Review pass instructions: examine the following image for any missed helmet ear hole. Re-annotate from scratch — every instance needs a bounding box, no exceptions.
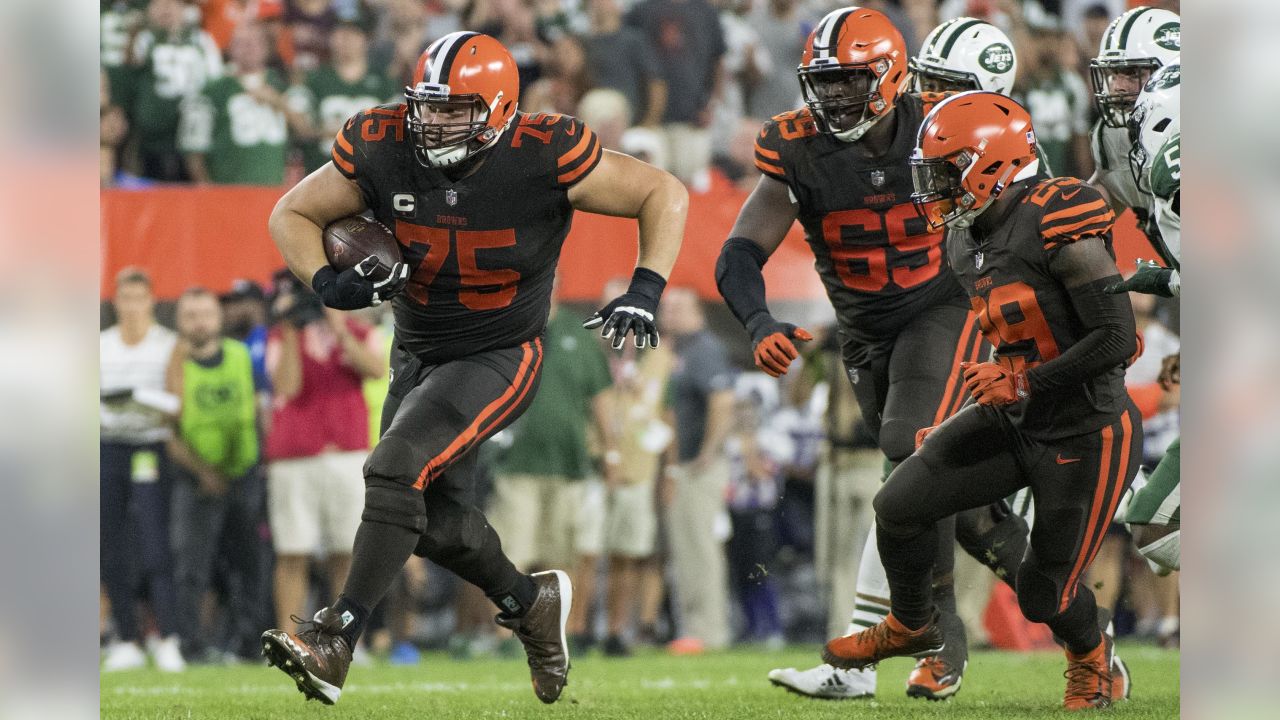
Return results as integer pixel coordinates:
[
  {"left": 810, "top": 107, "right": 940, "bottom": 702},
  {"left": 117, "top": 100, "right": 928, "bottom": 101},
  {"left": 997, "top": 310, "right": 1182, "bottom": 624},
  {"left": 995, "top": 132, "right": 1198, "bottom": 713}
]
[{"left": 982, "top": 161, "right": 1003, "bottom": 176}]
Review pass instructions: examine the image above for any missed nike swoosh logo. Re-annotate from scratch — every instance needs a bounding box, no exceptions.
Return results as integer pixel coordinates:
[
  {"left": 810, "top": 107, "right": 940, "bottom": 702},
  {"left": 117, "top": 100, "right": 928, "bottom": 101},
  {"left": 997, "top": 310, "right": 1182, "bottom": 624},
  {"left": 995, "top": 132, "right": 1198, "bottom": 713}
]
[
  {"left": 1060, "top": 188, "right": 1082, "bottom": 201},
  {"left": 1056, "top": 454, "right": 1081, "bottom": 465}
]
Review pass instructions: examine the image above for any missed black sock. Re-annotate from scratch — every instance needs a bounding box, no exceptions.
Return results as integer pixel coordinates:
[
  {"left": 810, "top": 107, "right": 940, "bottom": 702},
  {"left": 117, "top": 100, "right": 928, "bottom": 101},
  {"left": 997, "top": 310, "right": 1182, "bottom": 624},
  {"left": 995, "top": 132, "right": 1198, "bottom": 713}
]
[
  {"left": 876, "top": 519, "right": 938, "bottom": 630},
  {"left": 332, "top": 596, "right": 370, "bottom": 650},
  {"left": 488, "top": 574, "right": 538, "bottom": 617},
  {"left": 1049, "top": 587, "right": 1103, "bottom": 655},
  {"left": 340, "top": 519, "right": 419, "bottom": 622}
]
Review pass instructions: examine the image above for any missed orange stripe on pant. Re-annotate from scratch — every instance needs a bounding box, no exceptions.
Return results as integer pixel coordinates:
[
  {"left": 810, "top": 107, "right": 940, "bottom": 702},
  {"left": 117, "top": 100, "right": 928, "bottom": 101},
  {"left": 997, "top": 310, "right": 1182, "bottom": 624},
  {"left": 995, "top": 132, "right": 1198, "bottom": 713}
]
[
  {"left": 1058, "top": 411, "right": 1132, "bottom": 612},
  {"left": 412, "top": 339, "right": 543, "bottom": 490},
  {"left": 1073, "top": 411, "right": 1134, "bottom": 591},
  {"left": 932, "top": 315, "right": 982, "bottom": 425}
]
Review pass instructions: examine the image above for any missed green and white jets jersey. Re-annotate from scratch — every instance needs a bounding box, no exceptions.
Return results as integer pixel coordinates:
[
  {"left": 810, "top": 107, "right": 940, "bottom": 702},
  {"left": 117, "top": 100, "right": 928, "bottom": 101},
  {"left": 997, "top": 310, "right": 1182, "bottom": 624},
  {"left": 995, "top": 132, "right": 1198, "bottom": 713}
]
[
  {"left": 1091, "top": 120, "right": 1151, "bottom": 217},
  {"left": 101, "top": 0, "right": 147, "bottom": 106},
  {"left": 130, "top": 25, "right": 223, "bottom": 151},
  {"left": 286, "top": 66, "right": 401, "bottom": 173},
  {"left": 179, "top": 71, "right": 288, "bottom": 185},
  {"left": 1148, "top": 133, "right": 1180, "bottom": 268}
]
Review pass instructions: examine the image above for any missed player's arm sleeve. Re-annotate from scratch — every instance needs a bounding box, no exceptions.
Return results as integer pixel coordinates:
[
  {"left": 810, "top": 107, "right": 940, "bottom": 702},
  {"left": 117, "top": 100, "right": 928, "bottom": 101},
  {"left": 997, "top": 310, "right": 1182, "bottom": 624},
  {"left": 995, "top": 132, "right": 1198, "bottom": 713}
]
[
  {"left": 1026, "top": 222, "right": 1137, "bottom": 395},
  {"left": 716, "top": 236, "right": 773, "bottom": 334},
  {"left": 553, "top": 117, "right": 603, "bottom": 188}
]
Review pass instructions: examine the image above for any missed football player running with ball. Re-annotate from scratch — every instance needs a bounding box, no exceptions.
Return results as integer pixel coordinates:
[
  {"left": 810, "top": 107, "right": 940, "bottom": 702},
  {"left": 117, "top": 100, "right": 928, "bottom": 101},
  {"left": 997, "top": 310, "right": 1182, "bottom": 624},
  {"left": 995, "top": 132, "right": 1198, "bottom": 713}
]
[
  {"left": 1107, "top": 62, "right": 1181, "bottom": 574},
  {"left": 260, "top": 31, "right": 686, "bottom": 705},
  {"left": 824, "top": 92, "right": 1141, "bottom": 711},
  {"left": 719, "top": 7, "right": 1001, "bottom": 701}
]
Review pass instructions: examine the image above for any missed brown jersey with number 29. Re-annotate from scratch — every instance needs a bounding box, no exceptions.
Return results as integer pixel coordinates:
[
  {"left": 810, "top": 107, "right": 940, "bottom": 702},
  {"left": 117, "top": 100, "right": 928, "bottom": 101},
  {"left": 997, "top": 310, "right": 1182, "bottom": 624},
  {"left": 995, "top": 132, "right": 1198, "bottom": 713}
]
[{"left": 947, "top": 177, "right": 1128, "bottom": 440}]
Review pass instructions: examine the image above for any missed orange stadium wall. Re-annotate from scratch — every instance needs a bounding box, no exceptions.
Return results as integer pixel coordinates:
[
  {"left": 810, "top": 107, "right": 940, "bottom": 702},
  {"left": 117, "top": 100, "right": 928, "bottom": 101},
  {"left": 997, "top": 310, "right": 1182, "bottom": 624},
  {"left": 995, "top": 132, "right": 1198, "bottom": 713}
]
[{"left": 101, "top": 186, "right": 1159, "bottom": 302}]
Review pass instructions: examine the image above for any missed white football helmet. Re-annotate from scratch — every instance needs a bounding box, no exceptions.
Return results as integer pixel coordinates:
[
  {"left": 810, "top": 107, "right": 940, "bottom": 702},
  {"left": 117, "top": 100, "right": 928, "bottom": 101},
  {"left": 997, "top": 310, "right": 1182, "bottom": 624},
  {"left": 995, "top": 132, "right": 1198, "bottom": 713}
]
[
  {"left": 1090, "top": 6, "right": 1180, "bottom": 128},
  {"left": 1128, "top": 61, "right": 1180, "bottom": 194},
  {"left": 910, "top": 17, "right": 1018, "bottom": 95}
]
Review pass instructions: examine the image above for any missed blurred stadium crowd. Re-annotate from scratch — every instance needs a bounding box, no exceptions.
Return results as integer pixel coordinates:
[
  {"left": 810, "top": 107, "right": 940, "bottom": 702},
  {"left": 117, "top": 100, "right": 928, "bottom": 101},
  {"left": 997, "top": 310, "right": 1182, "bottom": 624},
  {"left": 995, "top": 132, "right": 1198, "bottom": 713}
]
[
  {"left": 99, "top": 0, "right": 1180, "bottom": 671},
  {"left": 103, "top": 0, "right": 1177, "bottom": 189}
]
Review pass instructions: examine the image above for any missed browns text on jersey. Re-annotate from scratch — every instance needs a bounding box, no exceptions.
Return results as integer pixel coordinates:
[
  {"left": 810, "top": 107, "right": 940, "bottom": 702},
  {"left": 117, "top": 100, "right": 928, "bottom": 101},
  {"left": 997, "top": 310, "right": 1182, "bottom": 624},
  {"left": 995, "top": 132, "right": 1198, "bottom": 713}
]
[
  {"left": 332, "top": 106, "right": 602, "bottom": 363},
  {"left": 752, "top": 93, "right": 968, "bottom": 343}
]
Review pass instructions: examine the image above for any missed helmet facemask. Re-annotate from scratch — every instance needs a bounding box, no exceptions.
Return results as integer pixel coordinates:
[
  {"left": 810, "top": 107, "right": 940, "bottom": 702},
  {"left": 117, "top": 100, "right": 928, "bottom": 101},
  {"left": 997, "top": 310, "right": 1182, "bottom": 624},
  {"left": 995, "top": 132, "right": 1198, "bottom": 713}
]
[
  {"left": 405, "top": 83, "right": 506, "bottom": 168},
  {"left": 1089, "top": 58, "right": 1160, "bottom": 129},
  {"left": 911, "top": 150, "right": 983, "bottom": 231},
  {"left": 910, "top": 145, "right": 1037, "bottom": 231},
  {"left": 798, "top": 62, "right": 890, "bottom": 142},
  {"left": 908, "top": 60, "right": 982, "bottom": 94}
]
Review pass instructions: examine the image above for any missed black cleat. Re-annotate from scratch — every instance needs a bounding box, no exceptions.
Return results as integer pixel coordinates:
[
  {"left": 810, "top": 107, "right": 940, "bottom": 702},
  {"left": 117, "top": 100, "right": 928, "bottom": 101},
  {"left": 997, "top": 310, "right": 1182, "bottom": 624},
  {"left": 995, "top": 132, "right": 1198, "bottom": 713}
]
[
  {"left": 496, "top": 570, "right": 573, "bottom": 703},
  {"left": 261, "top": 608, "right": 354, "bottom": 705}
]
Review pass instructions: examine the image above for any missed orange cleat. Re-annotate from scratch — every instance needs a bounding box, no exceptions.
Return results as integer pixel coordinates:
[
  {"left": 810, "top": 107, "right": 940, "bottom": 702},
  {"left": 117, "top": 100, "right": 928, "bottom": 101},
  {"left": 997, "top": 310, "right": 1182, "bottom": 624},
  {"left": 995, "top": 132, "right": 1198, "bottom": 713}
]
[
  {"left": 906, "top": 656, "right": 965, "bottom": 700},
  {"left": 822, "top": 612, "right": 944, "bottom": 671},
  {"left": 1063, "top": 634, "right": 1114, "bottom": 710}
]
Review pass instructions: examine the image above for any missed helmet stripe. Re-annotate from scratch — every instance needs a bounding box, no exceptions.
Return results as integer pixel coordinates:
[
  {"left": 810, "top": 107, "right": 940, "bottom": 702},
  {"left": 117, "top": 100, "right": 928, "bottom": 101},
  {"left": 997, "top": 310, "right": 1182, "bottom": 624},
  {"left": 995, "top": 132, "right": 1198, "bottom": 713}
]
[
  {"left": 926, "top": 17, "right": 964, "bottom": 55},
  {"left": 939, "top": 18, "right": 983, "bottom": 59},
  {"left": 815, "top": 8, "right": 855, "bottom": 60},
  {"left": 1118, "top": 7, "right": 1152, "bottom": 50},
  {"left": 427, "top": 31, "right": 479, "bottom": 85}
]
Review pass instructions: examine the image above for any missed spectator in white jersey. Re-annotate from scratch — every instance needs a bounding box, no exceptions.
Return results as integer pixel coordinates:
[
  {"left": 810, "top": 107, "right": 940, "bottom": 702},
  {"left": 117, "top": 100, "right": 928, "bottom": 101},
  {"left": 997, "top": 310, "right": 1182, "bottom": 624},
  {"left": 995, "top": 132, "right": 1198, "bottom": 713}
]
[{"left": 100, "top": 267, "right": 185, "bottom": 672}]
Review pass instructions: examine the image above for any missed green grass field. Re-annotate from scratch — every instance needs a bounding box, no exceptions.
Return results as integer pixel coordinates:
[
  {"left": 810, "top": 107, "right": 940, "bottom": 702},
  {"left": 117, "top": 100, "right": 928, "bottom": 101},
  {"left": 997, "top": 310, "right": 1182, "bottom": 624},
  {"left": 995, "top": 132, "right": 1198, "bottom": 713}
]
[{"left": 101, "top": 643, "right": 1178, "bottom": 719}]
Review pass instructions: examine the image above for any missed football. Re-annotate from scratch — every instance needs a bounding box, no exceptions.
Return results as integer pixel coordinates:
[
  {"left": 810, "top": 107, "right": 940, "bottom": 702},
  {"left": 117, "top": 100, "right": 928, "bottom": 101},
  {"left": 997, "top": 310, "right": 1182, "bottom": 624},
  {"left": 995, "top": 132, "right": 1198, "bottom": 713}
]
[{"left": 321, "top": 215, "right": 402, "bottom": 281}]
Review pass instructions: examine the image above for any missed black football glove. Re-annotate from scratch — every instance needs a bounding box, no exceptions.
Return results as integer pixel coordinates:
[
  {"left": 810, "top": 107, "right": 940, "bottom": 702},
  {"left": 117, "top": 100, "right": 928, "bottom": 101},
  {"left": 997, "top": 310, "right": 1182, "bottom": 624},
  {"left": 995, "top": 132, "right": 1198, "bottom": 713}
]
[
  {"left": 1104, "top": 259, "right": 1175, "bottom": 298},
  {"left": 584, "top": 267, "right": 666, "bottom": 350},
  {"left": 311, "top": 255, "right": 410, "bottom": 310}
]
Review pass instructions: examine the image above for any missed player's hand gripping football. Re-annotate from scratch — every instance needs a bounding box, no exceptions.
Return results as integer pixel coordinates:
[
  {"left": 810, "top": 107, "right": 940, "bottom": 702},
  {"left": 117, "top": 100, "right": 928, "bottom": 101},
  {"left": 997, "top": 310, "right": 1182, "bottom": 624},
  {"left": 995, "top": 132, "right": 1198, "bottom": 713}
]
[
  {"left": 747, "top": 315, "right": 813, "bottom": 377},
  {"left": 1104, "top": 259, "right": 1175, "bottom": 297},
  {"left": 960, "top": 361, "right": 1028, "bottom": 406},
  {"left": 584, "top": 267, "right": 666, "bottom": 350},
  {"left": 311, "top": 255, "right": 410, "bottom": 310}
]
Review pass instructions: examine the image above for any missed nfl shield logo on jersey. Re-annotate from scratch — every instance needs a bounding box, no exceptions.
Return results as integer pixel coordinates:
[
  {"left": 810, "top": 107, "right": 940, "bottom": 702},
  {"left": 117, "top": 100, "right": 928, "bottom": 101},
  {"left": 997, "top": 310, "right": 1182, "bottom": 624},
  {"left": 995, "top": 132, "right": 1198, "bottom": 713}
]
[
  {"left": 445, "top": 189, "right": 458, "bottom": 206},
  {"left": 975, "top": 251, "right": 985, "bottom": 270},
  {"left": 870, "top": 170, "right": 886, "bottom": 188}
]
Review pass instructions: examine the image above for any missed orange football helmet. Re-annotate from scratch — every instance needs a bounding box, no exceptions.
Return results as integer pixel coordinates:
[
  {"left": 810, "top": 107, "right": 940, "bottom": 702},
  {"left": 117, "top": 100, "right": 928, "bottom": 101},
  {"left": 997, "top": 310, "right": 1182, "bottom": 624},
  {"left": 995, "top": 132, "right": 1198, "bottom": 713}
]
[
  {"left": 910, "top": 91, "right": 1040, "bottom": 230},
  {"left": 798, "top": 6, "right": 908, "bottom": 142},
  {"left": 406, "top": 31, "right": 520, "bottom": 168}
]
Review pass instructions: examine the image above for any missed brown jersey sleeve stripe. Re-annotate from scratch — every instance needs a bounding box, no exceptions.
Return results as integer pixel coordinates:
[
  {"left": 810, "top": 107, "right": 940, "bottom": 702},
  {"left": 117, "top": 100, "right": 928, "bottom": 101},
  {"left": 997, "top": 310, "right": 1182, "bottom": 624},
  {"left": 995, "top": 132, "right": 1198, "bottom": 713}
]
[
  {"left": 331, "top": 145, "right": 356, "bottom": 176},
  {"left": 1041, "top": 211, "right": 1114, "bottom": 239},
  {"left": 755, "top": 143, "right": 780, "bottom": 161},
  {"left": 335, "top": 128, "right": 355, "bottom": 156},
  {"left": 754, "top": 157, "right": 785, "bottom": 178},
  {"left": 557, "top": 124, "right": 597, "bottom": 168},
  {"left": 557, "top": 137, "right": 601, "bottom": 185},
  {"left": 1041, "top": 198, "right": 1107, "bottom": 224}
]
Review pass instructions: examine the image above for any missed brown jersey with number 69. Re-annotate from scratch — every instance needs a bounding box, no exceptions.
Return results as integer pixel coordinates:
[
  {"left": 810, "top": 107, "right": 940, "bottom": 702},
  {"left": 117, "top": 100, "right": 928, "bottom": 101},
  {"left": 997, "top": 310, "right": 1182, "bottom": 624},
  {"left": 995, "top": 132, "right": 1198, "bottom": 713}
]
[
  {"left": 331, "top": 105, "right": 602, "bottom": 363},
  {"left": 947, "top": 176, "right": 1128, "bottom": 440},
  {"left": 753, "top": 92, "right": 968, "bottom": 344}
]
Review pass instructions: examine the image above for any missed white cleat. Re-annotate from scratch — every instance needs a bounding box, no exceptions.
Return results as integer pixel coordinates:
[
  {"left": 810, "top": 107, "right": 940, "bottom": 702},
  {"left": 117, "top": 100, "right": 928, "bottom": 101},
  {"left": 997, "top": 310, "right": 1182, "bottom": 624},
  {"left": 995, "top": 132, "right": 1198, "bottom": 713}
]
[
  {"left": 101, "top": 641, "right": 147, "bottom": 672},
  {"left": 768, "top": 663, "right": 876, "bottom": 699},
  {"left": 147, "top": 634, "right": 187, "bottom": 673}
]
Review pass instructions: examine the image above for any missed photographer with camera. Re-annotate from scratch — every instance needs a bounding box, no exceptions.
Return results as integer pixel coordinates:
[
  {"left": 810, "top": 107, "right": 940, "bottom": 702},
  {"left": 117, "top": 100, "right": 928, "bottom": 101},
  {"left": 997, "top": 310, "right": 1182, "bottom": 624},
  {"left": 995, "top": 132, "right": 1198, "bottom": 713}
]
[{"left": 264, "top": 269, "right": 385, "bottom": 634}]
